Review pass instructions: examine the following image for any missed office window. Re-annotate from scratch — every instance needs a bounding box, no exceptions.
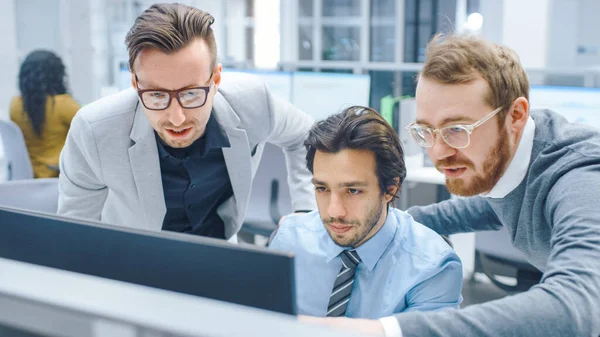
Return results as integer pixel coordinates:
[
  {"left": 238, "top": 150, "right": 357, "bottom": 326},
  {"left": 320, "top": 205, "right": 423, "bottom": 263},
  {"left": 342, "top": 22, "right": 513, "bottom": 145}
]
[
  {"left": 369, "top": 70, "right": 396, "bottom": 111},
  {"left": 321, "top": 69, "right": 353, "bottom": 74},
  {"left": 299, "top": 0, "right": 313, "bottom": 17},
  {"left": 371, "top": 0, "right": 395, "bottom": 18},
  {"left": 370, "top": 0, "right": 396, "bottom": 62},
  {"left": 370, "top": 26, "right": 395, "bottom": 62},
  {"left": 402, "top": 0, "right": 456, "bottom": 94},
  {"left": 299, "top": 25, "right": 313, "bottom": 60},
  {"left": 322, "top": 26, "right": 361, "bottom": 61},
  {"left": 322, "top": 0, "right": 361, "bottom": 17}
]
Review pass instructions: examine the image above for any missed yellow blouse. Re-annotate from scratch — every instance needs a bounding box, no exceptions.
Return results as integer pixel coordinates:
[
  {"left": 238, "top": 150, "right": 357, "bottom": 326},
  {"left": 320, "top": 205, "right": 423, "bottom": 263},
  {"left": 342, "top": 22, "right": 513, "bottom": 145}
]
[{"left": 10, "top": 94, "right": 80, "bottom": 178}]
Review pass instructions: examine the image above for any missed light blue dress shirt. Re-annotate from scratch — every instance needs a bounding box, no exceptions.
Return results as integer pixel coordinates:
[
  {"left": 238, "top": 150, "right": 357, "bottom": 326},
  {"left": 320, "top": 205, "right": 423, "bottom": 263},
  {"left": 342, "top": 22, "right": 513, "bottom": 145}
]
[{"left": 269, "top": 207, "right": 463, "bottom": 318}]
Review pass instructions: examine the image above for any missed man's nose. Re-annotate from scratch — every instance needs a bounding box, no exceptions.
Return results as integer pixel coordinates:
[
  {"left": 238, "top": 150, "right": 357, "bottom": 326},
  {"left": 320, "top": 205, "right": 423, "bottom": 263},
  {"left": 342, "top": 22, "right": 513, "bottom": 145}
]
[
  {"left": 428, "top": 134, "right": 457, "bottom": 163},
  {"left": 167, "top": 98, "right": 186, "bottom": 127},
  {"left": 327, "top": 193, "right": 347, "bottom": 220}
]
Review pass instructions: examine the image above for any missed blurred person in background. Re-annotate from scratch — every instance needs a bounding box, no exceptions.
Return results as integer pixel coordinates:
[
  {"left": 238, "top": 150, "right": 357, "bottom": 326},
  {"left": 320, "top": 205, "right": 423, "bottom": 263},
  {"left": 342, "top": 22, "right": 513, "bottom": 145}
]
[{"left": 10, "top": 50, "right": 79, "bottom": 178}]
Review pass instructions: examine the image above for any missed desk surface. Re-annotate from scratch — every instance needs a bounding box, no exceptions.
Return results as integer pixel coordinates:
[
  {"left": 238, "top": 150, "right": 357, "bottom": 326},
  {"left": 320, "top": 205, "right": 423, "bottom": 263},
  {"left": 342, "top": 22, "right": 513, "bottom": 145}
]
[{"left": 405, "top": 166, "right": 446, "bottom": 185}]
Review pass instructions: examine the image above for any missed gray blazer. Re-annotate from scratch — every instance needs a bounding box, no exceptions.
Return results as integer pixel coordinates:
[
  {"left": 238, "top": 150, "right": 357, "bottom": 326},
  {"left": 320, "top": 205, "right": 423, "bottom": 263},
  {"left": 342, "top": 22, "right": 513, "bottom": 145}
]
[{"left": 58, "top": 72, "right": 316, "bottom": 239}]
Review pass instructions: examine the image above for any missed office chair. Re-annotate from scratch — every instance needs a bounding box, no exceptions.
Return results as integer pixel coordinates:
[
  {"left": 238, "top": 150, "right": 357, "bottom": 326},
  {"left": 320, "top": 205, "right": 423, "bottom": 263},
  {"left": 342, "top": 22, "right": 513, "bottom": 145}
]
[
  {"left": 242, "top": 180, "right": 282, "bottom": 237},
  {"left": 0, "top": 178, "right": 59, "bottom": 214},
  {"left": 241, "top": 144, "right": 292, "bottom": 240},
  {"left": 0, "top": 120, "right": 34, "bottom": 180},
  {"left": 475, "top": 227, "right": 542, "bottom": 292}
]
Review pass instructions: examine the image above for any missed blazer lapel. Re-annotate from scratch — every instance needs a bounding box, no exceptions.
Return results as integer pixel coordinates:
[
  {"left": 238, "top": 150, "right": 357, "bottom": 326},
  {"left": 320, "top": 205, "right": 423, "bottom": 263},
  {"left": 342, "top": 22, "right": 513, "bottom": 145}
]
[
  {"left": 128, "top": 102, "right": 166, "bottom": 231},
  {"left": 213, "top": 93, "right": 251, "bottom": 222}
]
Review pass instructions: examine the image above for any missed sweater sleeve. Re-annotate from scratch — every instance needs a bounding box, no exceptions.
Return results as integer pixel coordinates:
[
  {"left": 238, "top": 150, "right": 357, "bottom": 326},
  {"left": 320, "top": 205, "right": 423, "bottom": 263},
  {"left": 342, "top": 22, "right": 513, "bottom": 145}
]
[
  {"left": 395, "top": 166, "right": 600, "bottom": 337},
  {"left": 407, "top": 196, "right": 503, "bottom": 236}
]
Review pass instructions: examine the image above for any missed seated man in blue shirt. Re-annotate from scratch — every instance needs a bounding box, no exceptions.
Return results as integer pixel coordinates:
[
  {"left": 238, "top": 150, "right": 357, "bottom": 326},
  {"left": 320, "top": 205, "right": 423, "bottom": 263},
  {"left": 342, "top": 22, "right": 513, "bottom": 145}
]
[{"left": 269, "top": 106, "right": 463, "bottom": 318}]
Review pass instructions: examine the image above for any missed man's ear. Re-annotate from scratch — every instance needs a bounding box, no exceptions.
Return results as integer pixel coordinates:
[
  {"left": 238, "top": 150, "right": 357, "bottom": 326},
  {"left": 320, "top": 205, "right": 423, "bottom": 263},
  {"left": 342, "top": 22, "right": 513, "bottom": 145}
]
[
  {"left": 212, "top": 63, "right": 223, "bottom": 90},
  {"left": 507, "top": 97, "right": 529, "bottom": 135},
  {"left": 130, "top": 72, "right": 136, "bottom": 89},
  {"left": 384, "top": 177, "right": 401, "bottom": 202}
]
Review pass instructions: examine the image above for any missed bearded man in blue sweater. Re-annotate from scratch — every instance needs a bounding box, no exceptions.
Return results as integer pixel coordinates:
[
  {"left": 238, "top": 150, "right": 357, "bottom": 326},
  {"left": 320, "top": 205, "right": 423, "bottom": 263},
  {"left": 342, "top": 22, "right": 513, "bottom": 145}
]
[{"left": 301, "top": 33, "right": 600, "bottom": 337}]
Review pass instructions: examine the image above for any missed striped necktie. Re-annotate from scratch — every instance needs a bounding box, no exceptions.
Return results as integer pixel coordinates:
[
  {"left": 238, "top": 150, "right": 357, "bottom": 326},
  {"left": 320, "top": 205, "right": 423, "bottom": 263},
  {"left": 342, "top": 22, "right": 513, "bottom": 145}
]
[{"left": 327, "top": 250, "right": 361, "bottom": 317}]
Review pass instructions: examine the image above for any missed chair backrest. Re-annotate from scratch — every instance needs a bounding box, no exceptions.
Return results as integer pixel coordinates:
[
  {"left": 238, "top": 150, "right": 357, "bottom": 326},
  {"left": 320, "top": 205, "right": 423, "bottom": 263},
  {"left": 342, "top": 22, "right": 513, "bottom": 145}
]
[
  {"left": 475, "top": 227, "right": 542, "bottom": 292},
  {"left": 245, "top": 143, "right": 293, "bottom": 224},
  {"left": 475, "top": 227, "right": 529, "bottom": 264},
  {"left": 0, "top": 178, "right": 58, "bottom": 214},
  {"left": 0, "top": 120, "right": 34, "bottom": 180}
]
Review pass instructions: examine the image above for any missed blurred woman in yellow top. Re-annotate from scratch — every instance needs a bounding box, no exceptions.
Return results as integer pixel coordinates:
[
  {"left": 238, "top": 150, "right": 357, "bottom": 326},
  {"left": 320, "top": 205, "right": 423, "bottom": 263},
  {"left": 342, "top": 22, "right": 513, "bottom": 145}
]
[{"left": 10, "top": 50, "right": 79, "bottom": 178}]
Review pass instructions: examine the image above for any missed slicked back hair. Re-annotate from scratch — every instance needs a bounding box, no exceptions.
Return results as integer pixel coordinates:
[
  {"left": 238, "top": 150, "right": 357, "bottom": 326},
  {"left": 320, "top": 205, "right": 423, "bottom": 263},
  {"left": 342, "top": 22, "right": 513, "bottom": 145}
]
[{"left": 125, "top": 3, "right": 217, "bottom": 72}]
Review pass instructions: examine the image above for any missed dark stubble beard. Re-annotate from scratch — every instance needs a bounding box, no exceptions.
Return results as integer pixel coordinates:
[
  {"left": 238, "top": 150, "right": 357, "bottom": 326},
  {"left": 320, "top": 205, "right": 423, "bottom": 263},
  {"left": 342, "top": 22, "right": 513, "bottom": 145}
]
[
  {"left": 323, "top": 198, "right": 385, "bottom": 248},
  {"left": 158, "top": 120, "right": 201, "bottom": 148}
]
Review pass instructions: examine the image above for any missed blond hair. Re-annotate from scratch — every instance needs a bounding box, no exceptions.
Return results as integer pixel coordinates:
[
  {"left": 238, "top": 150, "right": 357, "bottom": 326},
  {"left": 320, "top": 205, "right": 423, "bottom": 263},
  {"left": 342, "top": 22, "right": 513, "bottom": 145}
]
[{"left": 421, "top": 33, "right": 529, "bottom": 121}]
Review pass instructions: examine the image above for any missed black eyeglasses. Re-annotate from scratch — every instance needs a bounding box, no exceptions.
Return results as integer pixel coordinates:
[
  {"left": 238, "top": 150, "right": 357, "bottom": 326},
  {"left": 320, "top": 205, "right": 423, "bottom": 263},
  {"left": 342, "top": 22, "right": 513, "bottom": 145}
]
[{"left": 134, "top": 73, "right": 213, "bottom": 111}]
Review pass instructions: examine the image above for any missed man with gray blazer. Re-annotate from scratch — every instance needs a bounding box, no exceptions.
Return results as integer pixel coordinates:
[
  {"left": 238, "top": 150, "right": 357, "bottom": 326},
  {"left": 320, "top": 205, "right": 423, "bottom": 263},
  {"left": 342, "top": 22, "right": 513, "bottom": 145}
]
[{"left": 58, "top": 3, "right": 315, "bottom": 240}]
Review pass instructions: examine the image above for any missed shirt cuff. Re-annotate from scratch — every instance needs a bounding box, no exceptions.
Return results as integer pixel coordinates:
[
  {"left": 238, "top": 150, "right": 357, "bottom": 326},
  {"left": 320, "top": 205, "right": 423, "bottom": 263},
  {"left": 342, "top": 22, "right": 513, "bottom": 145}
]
[{"left": 379, "top": 316, "right": 403, "bottom": 337}]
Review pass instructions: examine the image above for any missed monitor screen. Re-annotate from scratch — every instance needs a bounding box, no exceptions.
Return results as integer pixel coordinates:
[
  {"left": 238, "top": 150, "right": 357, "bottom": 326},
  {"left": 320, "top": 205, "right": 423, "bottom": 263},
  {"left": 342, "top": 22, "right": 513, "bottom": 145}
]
[
  {"left": 0, "top": 206, "right": 296, "bottom": 315},
  {"left": 529, "top": 85, "right": 600, "bottom": 129}
]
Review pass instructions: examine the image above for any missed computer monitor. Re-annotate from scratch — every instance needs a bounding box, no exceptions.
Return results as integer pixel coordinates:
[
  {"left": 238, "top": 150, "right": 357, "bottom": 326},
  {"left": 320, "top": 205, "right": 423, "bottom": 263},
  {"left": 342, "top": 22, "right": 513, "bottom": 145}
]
[
  {"left": 529, "top": 85, "right": 600, "bottom": 129},
  {"left": 0, "top": 257, "right": 357, "bottom": 337},
  {"left": 0, "top": 206, "right": 296, "bottom": 315}
]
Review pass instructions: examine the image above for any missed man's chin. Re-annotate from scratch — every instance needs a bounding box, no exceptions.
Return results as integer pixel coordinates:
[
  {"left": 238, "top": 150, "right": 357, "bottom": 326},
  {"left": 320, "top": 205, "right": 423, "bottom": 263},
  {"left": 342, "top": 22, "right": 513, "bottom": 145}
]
[
  {"left": 159, "top": 130, "right": 198, "bottom": 148},
  {"left": 445, "top": 177, "right": 494, "bottom": 196},
  {"left": 162, "top": 138, "right": 194, "bottom": 148},
  {"left": 326, "top": 230, "right": 357, "bottom": 248},
  {"left": 445, "top": 180, "right": 472, "bottom": 196}
]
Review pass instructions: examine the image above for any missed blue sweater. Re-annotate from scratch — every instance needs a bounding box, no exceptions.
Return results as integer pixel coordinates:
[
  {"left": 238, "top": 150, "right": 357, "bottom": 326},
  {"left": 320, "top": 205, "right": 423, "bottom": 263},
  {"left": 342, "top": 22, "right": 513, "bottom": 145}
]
[{"left": 399, "top": 110, "right": 600, "bottom": 337}]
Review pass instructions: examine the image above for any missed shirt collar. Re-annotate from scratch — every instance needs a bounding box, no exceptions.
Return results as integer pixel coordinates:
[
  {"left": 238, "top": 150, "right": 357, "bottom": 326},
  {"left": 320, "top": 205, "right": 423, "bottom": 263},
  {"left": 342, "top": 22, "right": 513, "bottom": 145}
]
[
  {"left": 482, "top": 116, "right": 535, "bottom": 198},
  {"left": 325, "top": 206, "right": 398, "bottom": 271},
  {"left": 156, "top": 112, "right": 230, "bottom": 160}
]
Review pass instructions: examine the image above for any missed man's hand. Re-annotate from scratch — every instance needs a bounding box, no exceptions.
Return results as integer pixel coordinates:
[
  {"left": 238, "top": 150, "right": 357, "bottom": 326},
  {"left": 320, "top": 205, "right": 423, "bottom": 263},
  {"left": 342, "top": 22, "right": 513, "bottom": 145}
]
[{"left": 298, "top": 315, "right": 386, "bottom": 336}]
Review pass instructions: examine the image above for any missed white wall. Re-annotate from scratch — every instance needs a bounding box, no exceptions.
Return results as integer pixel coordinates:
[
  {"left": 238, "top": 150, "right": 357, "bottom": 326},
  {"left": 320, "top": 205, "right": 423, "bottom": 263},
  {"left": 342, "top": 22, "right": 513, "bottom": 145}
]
[
  {"left": 480, "top": 0, "right": 504, "bottom": 44},
  {"left": 253, "top": 0, "right": 280, "bottom": 69},
  {"left": 63, "top": 0, "right": 109, "bottom": 105},
  {"left": 0, "top": 0, "right": 19, "bottom": 120},
  {"left": 15, "top": 0, "right": 62, "bottom": 59},
  {"left": 483, "top": 0, "right": 600, "bottom": 71},
  {"left": 545, "top": 0, "right": 579, "bottom": 68},
  {"left": 502, "top": 0, "right": 549, "bottom": 69},
  {"left": 224, "top": 0, "right": 248, "bottom": 63},
  {"left": 10, "top": 0, "right": 109, "bottom": 106},
  {"left": 279, "top": 0, "right": 296, "bottom": 65},
  {"left": 193, "top": 0, "right": 227, "bottom": 62}
]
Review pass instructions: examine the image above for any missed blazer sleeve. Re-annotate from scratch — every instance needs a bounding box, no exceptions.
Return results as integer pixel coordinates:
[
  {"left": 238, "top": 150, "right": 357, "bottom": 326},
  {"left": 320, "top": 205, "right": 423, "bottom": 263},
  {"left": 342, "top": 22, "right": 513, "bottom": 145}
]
[
  {"left": 262, "top": 83, "right": 316, "bottom": 212},
  {"left": 57, "top": 112, "right": 107, "bottom": 220}
]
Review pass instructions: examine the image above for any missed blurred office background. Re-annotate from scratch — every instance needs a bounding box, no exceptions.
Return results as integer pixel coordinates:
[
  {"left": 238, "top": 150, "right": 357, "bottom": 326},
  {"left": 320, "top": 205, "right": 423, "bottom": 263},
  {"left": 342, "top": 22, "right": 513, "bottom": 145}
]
[
  {"left": 0, "top": 0, "right": 599, "bottom": 323},
  {"left": 1, "top": 0, "right": 599, "bottom": 116}
]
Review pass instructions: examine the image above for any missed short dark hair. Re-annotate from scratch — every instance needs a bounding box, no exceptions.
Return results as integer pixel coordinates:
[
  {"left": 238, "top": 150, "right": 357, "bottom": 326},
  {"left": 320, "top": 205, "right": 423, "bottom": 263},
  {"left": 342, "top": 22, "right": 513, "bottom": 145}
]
[
  {"left": 305, "top": 106, "right": 406, "bottom": 202},
  {"left": 125, "top": 3, "right": 217, "bottom": 72}
]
